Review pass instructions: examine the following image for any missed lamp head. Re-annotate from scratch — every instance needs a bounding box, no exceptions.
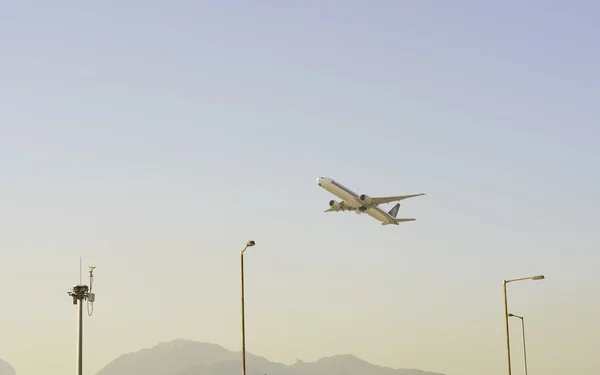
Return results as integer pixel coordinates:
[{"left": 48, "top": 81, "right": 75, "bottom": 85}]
[
  {"left": 531, "top": 275, "right": 545, "bottom": 280},
  {"left": 246, "top": 240, "right": 255, "bottom": 247}
]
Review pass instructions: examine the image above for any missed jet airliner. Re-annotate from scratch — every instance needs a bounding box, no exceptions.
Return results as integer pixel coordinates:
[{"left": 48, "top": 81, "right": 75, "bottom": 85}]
[{"left": 316, "top": 177, "right": 425, "bottom": 225}]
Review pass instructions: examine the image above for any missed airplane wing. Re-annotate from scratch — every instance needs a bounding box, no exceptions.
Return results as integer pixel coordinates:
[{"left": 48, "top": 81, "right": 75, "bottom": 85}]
[
  {"left": 324, "top": 201, "right": 355, "bottom": 212},
  {"left": 371, "top": 193, "right": 426, "bottom": 205}
]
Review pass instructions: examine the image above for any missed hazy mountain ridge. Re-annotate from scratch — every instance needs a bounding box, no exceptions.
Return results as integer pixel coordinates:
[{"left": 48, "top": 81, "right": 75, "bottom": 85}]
[
  {"left": 96, "top": 339, "right": 445, "bottom": 375},
  {"left": 97, "top": 340, "right": 237, "bottom": 375},
  {"left": 292, "top": 354, "right": 440, "bottom": 375},
  {"left": 0, "top": 358, "right": 16, "bottom": 375}
]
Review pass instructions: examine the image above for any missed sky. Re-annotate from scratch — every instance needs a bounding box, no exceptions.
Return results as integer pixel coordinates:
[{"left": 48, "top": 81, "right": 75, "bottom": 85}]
[{"left": 1, "top": 1, "right": 599, "bottom": 375}]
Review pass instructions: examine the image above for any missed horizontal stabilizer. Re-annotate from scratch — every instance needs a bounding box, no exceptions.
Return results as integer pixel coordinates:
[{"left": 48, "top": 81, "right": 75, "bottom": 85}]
[{"left": 395, "top": 218, "right": 416, "bottom": 223}]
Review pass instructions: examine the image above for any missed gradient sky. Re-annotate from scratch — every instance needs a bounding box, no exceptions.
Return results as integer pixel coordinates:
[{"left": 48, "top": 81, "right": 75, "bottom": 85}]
[{"left": 1, "top": 1, "right": 599, "bottom": 375}]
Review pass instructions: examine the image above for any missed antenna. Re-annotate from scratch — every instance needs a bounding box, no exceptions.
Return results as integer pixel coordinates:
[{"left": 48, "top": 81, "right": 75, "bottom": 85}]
[{"left": 67, "top": 258, "right": 97, "bottom": 375}]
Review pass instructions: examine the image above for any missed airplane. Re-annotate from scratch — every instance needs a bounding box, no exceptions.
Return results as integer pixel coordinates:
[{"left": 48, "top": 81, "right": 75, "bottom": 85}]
[{"left": 316, "top": 176, "right": 425, "bottom": 226}]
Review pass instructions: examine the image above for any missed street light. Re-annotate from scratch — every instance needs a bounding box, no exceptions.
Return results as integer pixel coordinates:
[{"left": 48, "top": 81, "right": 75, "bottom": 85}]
[
  {"left": 240, "top": 240, "right": 255, "bottom": 375},
  {"left": 508, "top": 313, "right": 529, "bottom": 375},
  {"left": 67, "top": 262, "right": 97, "bottom": 375},
  {"left": 503, "top": 275, "right": 544, "bottom": 375}
]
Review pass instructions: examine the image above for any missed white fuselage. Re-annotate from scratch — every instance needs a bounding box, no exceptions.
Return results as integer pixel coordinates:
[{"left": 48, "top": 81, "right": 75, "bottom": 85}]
[{"left": 316, "top": 177, "right": 398, "bottom": 225}]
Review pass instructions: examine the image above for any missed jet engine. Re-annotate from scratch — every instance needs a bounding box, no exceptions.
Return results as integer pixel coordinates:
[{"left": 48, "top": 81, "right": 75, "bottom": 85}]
[
  {"left": 359, "top": 194, "right": 372, "bottom": 205},
  {"left": 329, "top": 200, "right": 341, "bottom": 209}
]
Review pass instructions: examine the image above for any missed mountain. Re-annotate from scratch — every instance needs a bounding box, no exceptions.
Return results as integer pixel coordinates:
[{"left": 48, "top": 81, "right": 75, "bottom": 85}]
[
  {"left": 292, "top": 355, "right": 440, "bottom": 375},
  {"left": 96, "top": 340, "right": 236, "bottom": 375},
  {"left": 0, "top": 358, "right": 16, "bottom": 375},
  {"left": 95, "top": 339, "right": 444, "bottom": 375}
]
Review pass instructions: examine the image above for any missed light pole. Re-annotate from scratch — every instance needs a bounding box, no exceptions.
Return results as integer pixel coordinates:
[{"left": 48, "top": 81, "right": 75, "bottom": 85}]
[
  {"left": 67, "top": 264, "right": 97, "bottom": 375},
  {"left": 508, "top": 313, "right": 528, "bottom": 375},
  {"left": 503, "top": 275, "right": 544, "bottom": 375},
  {"left": 240, "top": 240, "right": 255, "bottom": 375}
]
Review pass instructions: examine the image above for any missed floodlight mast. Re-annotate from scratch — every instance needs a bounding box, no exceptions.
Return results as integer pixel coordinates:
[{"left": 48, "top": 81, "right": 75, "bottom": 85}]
[{"left": 67, "top": 263, "right": 96, "bottom": 375}]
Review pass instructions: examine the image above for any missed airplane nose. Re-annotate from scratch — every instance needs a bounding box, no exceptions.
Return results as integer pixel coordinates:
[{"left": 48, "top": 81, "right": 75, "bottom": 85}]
[{"left": 316, "top": 177, "right": 322, "bottom": 186}]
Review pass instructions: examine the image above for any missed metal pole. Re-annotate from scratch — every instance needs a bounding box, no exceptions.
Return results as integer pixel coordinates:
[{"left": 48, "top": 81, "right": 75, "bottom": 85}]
[
  {"left": 68, "top": 264, "right": 96, "bottom": 375},
  {"left": 504, "top": 275, "right": 543, "bottom": 375},
  {"left": 521, "top": 317, "right": 528, "bottom": 375},
  {"left": 77, "top": 294, "right": 84, "bottom": 375},
  {"left": 68, "top": 284, "right": 89, "bottom": 375},
  {"left": 240, "top": 251, "right": 246, "bottom": 375},
  {"left": 503, "top": 281, "right": 512, "bottom": 375}
]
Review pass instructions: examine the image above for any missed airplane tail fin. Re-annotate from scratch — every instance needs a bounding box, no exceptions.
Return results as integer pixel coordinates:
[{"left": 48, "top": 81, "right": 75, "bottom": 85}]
[
  {"left": 388, "top": 203, "right": 416, "bottom": 223},
  {"left": 388, "top": 203, "right": 401, "bottom": 218}
]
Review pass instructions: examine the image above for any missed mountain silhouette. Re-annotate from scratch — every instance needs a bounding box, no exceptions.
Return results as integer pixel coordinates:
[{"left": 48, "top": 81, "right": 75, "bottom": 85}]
[
  {"left": 95, "top": 339, "right": 444, "bottom": 375},
  {"left": 0, "top": 358, "right": 16, "bottom": 375}
]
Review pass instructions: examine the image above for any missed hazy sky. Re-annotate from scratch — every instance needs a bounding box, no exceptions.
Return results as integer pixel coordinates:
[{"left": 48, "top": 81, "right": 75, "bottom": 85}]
[{"left": 1, "top": 1, "right": 599, "bottom": 375}]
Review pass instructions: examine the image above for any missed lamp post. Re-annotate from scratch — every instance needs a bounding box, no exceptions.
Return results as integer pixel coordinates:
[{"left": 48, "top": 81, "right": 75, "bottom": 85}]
[
  {"left": 508, "top": 313, "right": 528, "bottom": 375},
  {"left": 503, "top": 275, "right": 544, "bottom": 375},
  {"left": 67, "top": 264, "right": 97, "bottom": 375},
  {"left": 241, "top": 240, "right": 256, "bottom": 375}
]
